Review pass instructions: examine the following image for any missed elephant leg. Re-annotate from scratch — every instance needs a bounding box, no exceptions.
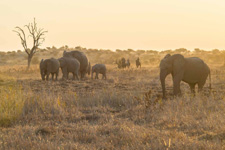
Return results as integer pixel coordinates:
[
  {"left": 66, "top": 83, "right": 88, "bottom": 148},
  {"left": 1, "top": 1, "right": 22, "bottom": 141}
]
[
  {"left": 198, "top": 81, "right": 206, "bottom": 92},
  {"left": 104, "top": 74, "right": 107, "bottom": 80},
  {"left": 55, "top": 70, "right": 59, "bottom": 81},
  {"left": 173, "top": 75, "right": 182, "bottom": 96},
  {"left": 188, "top": 83, "right": 196, "bottom": 94},
  {"left": 55, "top": 73, "right": 58, "bottom": 81},
  {"left": 76, "top": 73, "right": 79, "bottom": 80},
  {"left": 42, "top": 74, "right": 46, "bottom": 81},
  {"left": 80, "top": 71, "right": 85, "bottom": 79},
  {"left": 72, "top": 73, "right": 75, "bottom": 80},
  {"left": 46, "top": 72, "right": 50, "bottom": 81},
  {"left": 96, "top": 72, "right": 99, "bottom": 79},
  {"left": 51, "top": 73, "right": 54, "bottom": 80},
  {"left": 61, "top": 68, "right": 68, "bottom": 80}
]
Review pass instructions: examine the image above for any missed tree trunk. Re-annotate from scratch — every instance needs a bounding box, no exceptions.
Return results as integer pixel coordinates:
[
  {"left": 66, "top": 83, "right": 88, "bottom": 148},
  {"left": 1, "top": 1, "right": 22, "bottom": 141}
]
[{"left": 27, "top": 55, "right": 32, "bottom": 70}]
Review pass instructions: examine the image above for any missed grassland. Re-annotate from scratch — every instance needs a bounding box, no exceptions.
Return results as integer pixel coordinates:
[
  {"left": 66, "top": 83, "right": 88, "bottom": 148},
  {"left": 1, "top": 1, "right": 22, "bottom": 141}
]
[{"left": 0, "top": 48, "right": 225, "bottom": 149}]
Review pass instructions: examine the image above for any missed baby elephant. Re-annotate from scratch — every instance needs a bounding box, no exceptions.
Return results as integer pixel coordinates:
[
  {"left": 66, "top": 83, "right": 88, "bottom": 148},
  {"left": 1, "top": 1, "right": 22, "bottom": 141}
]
[
  {"left": 58, "top": 57, "right": 80, "bottom": 80},
  {"left": 40, "top": 58, "right": 60, "bottom": 81},
  {"left": 91, "top": 64, "right": 107, "bottom": 79}
]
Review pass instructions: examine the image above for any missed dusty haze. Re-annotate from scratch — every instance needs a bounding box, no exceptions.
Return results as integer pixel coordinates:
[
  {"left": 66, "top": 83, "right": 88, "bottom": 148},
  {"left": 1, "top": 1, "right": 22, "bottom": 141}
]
[{"left": 1, "top": 0, "right": 225, "bottom": 51}]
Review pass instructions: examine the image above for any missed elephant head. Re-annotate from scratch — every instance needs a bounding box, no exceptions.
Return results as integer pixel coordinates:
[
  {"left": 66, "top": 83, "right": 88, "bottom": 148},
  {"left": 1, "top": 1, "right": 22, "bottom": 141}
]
[
  {"left": 63, "top": 51, "right": 69, "bottom": 57},
  {"left": 58, "top": 57, "right": 66, "bottom": 68},
  {"left": 40, "top": 59, "right": 45, "bottom": 80},
  {"left": 160, "top": 54, "right": 185, "bottom": 99}
]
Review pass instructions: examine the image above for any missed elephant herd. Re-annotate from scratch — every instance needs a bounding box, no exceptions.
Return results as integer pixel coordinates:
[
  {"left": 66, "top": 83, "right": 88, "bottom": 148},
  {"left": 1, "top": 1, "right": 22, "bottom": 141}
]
[
  {"left": 40, "top": 51, "right": 212, "bottom": 99},
  {"left": 116, "top": 58, "right": 130, "bottom": 69},
  {"left": 116, "top": 57, "right": 142, "bottom": 69},
  {"left": 40, "top": 50, "right": 106, "bottom": 81}
]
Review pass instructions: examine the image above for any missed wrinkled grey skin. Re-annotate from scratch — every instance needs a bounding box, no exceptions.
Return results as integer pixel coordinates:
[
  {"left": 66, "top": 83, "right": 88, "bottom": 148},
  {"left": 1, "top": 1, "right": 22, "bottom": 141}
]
[
  {"left": 160, "top": 54, "right": 211, "bottom": 99},
  {"left": 63, "top": 51, "right": 88, "bottom": 79},
  {"left": 136, "top": 57, "right": 141, "bottom": 68},
  {"left": 58, "top": 57, "right": 80, "bottom": 80},
  {"left": 91, "top": 64, "right": 107, "bottom": 79},
  {"left": 40, "top": 58, "right": 60, "bottom": 81}
]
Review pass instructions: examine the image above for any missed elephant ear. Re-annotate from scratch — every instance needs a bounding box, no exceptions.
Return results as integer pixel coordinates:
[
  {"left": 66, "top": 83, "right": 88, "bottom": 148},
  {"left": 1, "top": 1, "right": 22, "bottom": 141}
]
[{"left": 172, "top": 54, "right": 185, "bottom": 76}]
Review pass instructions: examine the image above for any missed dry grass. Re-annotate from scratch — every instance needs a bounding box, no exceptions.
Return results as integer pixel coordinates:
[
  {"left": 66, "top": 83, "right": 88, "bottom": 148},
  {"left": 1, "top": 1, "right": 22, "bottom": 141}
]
[{"left": 0, "top": 60, "right": 225, "bottom": 149}]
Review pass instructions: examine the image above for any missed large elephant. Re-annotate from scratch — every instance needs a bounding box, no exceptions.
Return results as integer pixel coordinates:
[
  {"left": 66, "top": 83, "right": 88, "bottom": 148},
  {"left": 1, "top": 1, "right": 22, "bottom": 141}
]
[
  {"left": 160, "top": 54, "right": 211, "bottom": 99},
  {"left": 63, "top": 51, "right": 88, "bottom": 79},
  {"left": 58, "top": 57, "right": 80, "bottom": 80},
  {"left": 91, "top": 64, "right": 107, "bottom": 79},
  {"left": 40, "top": 58, "right": 60, "bottom": 81}
]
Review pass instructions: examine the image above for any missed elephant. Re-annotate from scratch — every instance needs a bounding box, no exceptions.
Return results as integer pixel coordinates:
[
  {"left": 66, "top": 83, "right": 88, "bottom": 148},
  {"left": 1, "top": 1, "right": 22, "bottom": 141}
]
[
  {"left": 91, "top": 64, "right": 107, "bottom": 79},
  {"left": 39, "top": 58, "right": 60, "bottom": 81},
  {"left": 58, "top": 57, "right": 80, "bottom": 80},
  {"left": 63, "top": 50, "right": 88, "bottom": 79},
  {"left": 136, "top": 57, "right": 141, "bottom": 68},
  {"left": 160, "top": 54, "right": 211, "bottom": 99},
  {"left": 126, "top": 59, "right": 130, "bottom": 68},
  {"left": 121, "top": 58, "right": 126, "bottom": 68}
]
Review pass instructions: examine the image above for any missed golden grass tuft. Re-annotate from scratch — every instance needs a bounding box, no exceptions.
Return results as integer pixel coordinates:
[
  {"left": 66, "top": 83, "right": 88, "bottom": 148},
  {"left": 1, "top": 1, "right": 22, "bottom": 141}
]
[{"left": 0, "top": 75, "right": 25, "bottom": 127}]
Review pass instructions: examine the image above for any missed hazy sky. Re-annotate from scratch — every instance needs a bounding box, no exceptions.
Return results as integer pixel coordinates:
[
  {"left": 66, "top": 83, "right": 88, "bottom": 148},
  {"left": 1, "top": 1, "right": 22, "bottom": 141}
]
[{"left": 1, "top": 0, "right": 225, "bottom": 51}]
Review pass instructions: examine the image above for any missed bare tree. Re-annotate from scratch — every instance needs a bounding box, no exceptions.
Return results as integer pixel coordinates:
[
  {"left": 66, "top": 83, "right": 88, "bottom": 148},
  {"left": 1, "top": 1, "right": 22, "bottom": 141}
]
[{"left": 13, "top": 18, "right": 47, "bottom": 69}]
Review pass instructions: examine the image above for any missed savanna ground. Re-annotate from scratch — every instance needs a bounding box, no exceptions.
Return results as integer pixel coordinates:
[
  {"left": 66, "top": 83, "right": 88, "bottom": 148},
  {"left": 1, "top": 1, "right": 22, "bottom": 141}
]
[{"left": 1, "top": 48, "right": 225, "bottom": 149}]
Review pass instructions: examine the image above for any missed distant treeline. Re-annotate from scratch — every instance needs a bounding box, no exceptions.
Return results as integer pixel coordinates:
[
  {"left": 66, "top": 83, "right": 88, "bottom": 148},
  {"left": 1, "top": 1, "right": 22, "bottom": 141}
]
[{"left": 0, "top": 46, "right": 225, "bottom": 66}]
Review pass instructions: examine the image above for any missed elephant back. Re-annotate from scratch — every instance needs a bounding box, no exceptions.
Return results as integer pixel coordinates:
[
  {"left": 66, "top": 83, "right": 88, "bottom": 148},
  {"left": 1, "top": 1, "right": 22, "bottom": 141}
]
[
  {"left": 47, "top": 58, "right": 59, "bottom": 72},
  {"left": 63, "top": 51, "right": 88, "bottom": 73},
  {"left": 50, "top": 58, "right": 60, "bottom": 72},
  {"left": 92, "top": 64, "right": 106, "bottom": 73},
  {"left": 40, "top": 58, "right": 59, "bottom": 73}
]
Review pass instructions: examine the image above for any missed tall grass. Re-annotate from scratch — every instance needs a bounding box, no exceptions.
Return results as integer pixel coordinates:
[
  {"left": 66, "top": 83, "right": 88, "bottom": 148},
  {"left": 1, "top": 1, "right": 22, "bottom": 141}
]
[
  {"left": 0, "top": 74, "right": 25, "bottom": 127},
  {"left": 1, "top": 64, "right": 225, "bottom": 149}
]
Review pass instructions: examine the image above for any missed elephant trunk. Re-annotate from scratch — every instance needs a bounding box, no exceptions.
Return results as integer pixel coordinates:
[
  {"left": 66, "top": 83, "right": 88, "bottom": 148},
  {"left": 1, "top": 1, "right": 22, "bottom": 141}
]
[
  {"left": 41, "top": 69, "right": 45, "bottom": 80},
  {"left": 160, "top": 70, "right": 167, "bottom": 99}
]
